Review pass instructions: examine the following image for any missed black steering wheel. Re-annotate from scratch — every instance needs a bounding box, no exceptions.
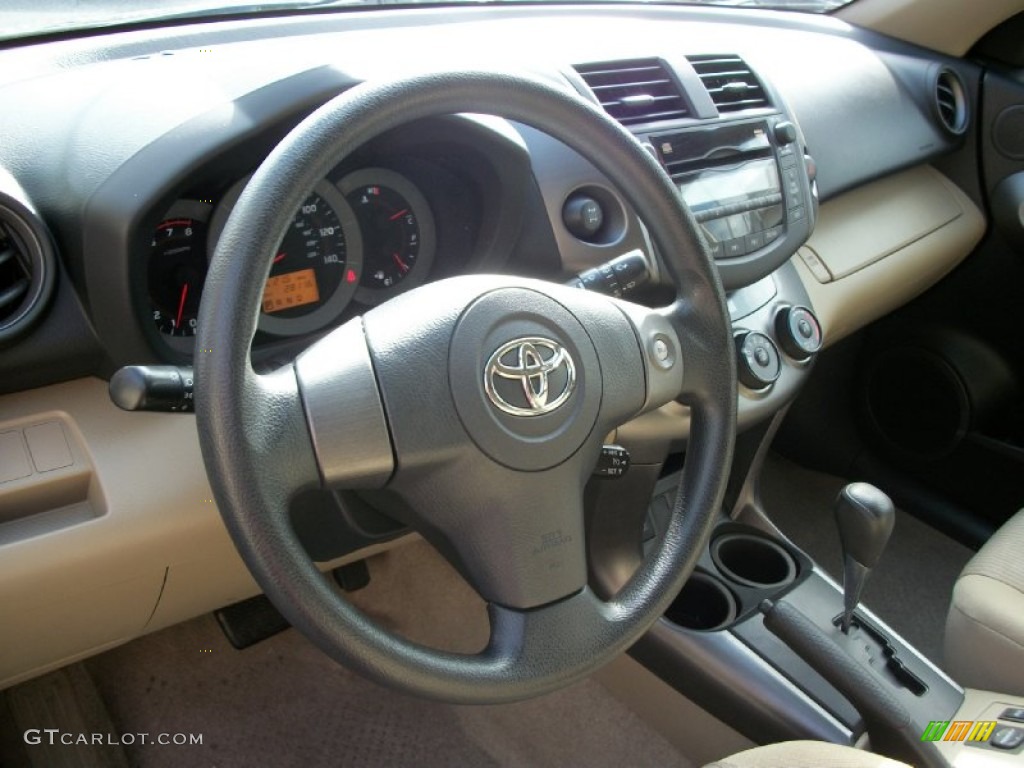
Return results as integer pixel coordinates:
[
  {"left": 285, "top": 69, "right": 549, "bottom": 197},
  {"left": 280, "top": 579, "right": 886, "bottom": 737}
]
[{"left": 195, "top": 71, "right": 736, "bottom": 704}]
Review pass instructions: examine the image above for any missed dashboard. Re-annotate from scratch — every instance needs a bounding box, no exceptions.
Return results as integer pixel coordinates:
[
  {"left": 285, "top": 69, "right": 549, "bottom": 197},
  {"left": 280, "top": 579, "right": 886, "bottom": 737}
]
[{"left": 0, "top": 3, "right": 988, "bottom": 690}]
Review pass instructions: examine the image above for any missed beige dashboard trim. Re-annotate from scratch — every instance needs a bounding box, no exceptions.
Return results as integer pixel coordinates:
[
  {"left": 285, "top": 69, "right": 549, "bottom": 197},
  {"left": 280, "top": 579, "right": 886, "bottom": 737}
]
[
  {"left": 0, "top": 377, "right": 411, "bottom": 690},
  {"left": 792, "top": 165, "right": 985, "bottom": 348},
  {"left": 837, "top": 0, "right": 1022, "bottom": 58}
]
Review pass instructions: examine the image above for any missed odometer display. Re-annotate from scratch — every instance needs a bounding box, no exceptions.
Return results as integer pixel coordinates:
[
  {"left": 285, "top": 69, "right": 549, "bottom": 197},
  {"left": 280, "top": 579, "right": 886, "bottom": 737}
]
[{"left": 262, "top": 268, "right": 320, "bottom": 313}]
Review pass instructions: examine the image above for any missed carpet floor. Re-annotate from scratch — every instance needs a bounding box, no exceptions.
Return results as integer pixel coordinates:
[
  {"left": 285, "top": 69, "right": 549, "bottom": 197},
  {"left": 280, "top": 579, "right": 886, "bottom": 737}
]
[
  {"left": 82, "top": 539, "right": 692, "bottom": 768},
  {"left": 759, "top": 453, "right": 975, "bottom": 666}
]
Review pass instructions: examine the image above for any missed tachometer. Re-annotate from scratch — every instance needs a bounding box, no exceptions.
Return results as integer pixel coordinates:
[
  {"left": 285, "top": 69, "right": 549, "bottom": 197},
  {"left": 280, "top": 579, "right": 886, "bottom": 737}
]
[
  {"left": 148, "top": 201, "right": 212, "bottom": 337},
  {"left": 338, "top": 168, "right": 435, "bottom": 304}
]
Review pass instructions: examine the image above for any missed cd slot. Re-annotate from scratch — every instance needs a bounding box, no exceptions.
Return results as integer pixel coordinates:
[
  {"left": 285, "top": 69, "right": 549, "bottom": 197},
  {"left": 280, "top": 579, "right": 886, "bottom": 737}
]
[
  {"left": 663, "top": 146, "right": 773, "bottom": 177},
  {"left": 691, "top": 192, "right": 783, "bottom": 224}
]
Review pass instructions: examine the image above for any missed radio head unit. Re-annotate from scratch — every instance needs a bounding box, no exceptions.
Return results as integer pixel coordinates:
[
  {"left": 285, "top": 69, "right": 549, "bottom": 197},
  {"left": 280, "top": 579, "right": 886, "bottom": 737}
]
[{"left": 651, "top": 118, "right": 814, "bottom": 287}]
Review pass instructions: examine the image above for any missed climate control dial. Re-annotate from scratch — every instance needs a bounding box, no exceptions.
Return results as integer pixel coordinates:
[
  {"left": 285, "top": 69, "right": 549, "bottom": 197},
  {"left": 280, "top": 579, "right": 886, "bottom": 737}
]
[
  {"left": 735, "top": 331, "right": 782, "bottom": 390},
  {"left": 775, "top": 305, "right": 823, "bottom": 361}
]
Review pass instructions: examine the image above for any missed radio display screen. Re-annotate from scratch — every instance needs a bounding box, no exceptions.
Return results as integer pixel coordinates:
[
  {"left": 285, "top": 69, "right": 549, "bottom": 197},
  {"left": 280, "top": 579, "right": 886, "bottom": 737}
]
[
  {"left": 677, "top": 159, "right": 779, "bottom": 214},
  {"left": 676, "top": 158, "right": 784, "bottom": 246}
]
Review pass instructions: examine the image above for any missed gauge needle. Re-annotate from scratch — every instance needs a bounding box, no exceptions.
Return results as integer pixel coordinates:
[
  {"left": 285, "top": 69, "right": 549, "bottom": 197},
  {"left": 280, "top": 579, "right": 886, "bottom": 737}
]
[
  {"left": 273, "top": 252, "right": 286, "bottom": 263},
  {"left": 388, "top": 209, "right": 409, "bottom": 221},
  {"left": 392, "top": 253, "right": 410, "bottom": 273},
  {"left": 175, "top": 283, "right": 189, "bottom": 329}
]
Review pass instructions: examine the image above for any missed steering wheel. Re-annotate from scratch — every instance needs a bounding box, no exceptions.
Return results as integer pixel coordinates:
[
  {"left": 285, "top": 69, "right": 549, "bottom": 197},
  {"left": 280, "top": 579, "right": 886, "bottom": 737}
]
[{"left": 195, "top": 71, "right": 736, "bottom": 704}]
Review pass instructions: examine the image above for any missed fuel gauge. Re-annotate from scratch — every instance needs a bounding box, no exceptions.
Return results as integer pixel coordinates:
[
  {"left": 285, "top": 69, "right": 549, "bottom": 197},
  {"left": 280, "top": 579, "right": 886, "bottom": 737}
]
[{"left": 338, "top": 168, "right": 435, "bottom": 304}]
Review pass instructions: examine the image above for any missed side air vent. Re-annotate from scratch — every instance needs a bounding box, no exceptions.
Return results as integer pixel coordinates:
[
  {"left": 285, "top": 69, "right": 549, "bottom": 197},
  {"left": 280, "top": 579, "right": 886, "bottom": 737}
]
[
  {"left": 934, "top": 67, "right": 968, "bottom": 135},
  {"left": 574, "top": 59, "right": 689, "bottom": 126},
  {"left": 687, "top": 54, "right": 769, "bottom": 114},
  {"left": 0, "top": 196, "right": 56, "bottom": 345}
]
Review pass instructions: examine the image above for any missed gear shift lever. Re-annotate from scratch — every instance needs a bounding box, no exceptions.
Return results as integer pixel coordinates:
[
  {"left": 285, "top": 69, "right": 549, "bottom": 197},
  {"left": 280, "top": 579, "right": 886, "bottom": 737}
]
[{"left": 835, "top": 482, "right": 895, "bottom": 633}]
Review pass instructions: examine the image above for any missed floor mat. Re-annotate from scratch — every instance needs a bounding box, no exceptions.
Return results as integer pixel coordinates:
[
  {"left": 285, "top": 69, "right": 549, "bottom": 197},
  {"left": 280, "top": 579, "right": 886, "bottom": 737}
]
[
  {"left": 760, "top": 453, "right": 974, "bottom": 666},
  {"left": 84, "top": 540, "right": 692, "bottom": 768}
]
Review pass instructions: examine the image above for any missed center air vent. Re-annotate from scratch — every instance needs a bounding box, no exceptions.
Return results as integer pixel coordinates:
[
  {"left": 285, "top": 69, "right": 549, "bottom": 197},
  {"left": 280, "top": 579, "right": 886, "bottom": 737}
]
[
  {"left": 0, "top": 197, "right": 56, "bottom": 345},
  {"left": 934, "top": 67, "right": 968, "bottom": 135},
  {"left": 574, "top": 59, "right": 689, "bottom": 126},
  {"left": 687, "top": 54, "right": 769, "bottom": 114}
]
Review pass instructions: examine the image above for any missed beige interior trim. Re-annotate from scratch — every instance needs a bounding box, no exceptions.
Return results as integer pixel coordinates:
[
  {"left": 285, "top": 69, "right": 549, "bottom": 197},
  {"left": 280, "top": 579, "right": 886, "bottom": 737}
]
[
  {"left": 792, "top": 165, "right": 985, "bottom": 348},
  {"left": 0, "top": 377, "right": 413, "bottom": 690},
  {"left": 930, "top": 688, "right": 1024, "bottom": 765},
  {"left": 836, "top": 0, "right": 1022, "bottom": 57}
]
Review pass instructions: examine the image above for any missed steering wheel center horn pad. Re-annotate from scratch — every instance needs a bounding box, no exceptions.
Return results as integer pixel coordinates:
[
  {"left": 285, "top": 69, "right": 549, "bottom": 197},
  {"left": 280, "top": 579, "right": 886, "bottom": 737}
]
[
  {"left": 195, "top": 70, "right": 736, "bottom": 703},
  {"left": 449, "top": 287, "right": 603, "bottom": 471}
]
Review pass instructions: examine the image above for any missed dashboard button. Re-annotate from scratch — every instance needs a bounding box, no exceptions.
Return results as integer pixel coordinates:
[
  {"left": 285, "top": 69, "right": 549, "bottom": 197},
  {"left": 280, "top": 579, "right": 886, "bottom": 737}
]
[
  {"left": 789, "top": 205, "right": 806, "bottom": 222},
  {"left": 991, "top": 725, "right": 1024, "bottom": 750},
  {"left": 745, "top": 231, "right": 766, "bottom": 252},
  {"left": 724, "top": 238, "right": 745, "bottom": 258},
  {"left": 563, "top": 193, "right": 604, "bottom": 240},
  {"left": 763, "top": 226, "right": 783, "bottom": 243},
  {"left": 773, "top": 121, "right": 798, "bottom": 145},
  {"left": 797, "top": 247, "right": 831, "bottom": 282}
]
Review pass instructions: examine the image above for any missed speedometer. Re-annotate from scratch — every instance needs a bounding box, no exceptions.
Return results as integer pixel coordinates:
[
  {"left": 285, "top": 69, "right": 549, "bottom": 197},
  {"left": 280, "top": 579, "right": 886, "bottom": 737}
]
[
  {"left": 258, "top": 183, "right": 363, "bottom": 336},
  {"left": 208, "top": 178, "right": 364, "bottom": 337}
]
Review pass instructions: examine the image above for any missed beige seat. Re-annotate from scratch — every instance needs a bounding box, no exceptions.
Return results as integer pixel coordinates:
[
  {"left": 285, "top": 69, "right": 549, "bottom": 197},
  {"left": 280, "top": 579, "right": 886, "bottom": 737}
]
[
  {"left": 944, "top": 508, "right": 1024, "bottom": 696},
  {"left": 704, "top": 741, "right": 909, "bottom": 767}
]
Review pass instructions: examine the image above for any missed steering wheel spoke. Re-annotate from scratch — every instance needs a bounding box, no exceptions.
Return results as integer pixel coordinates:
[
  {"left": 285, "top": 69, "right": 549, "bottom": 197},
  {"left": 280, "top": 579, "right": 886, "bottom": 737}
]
[
  {"left": 382, "top": 451, "right": 594, "bottom": 611},
  {"left": 294, "top": 317, "right": 394, "bottom": 490}
]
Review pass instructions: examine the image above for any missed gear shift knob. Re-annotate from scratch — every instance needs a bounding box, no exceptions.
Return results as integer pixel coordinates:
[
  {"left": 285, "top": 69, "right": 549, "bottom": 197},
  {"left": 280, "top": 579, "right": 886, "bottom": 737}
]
[{"left": 835, "top": 482, "right": 895, "bottom": 633}]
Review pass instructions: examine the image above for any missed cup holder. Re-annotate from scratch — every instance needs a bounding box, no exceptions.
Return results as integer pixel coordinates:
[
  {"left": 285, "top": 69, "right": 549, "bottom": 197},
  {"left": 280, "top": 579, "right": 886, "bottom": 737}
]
[
  {"left": 711, "top": 533, "right": 797, "bottom": 590},
  {"left": 665, "top": 572, "right": 738, "bottom": 631}
]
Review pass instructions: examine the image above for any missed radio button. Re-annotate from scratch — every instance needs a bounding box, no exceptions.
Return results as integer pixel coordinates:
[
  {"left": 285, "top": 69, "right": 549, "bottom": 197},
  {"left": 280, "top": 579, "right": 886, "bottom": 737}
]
[
  {"left": 763, "top": 226, "right": 783, "bottom": 243},
  {"left": 784, "top": 167, "right": 801, "bottom": 196},
  {"left": 773, "top": 121, "right": 798, "bottom": 146},
  {"left": 724, "top": 239, "right": 746, "bottom": 258},
  {"left": 790, "top": 206, "right": 806, "bottom": 222},
  {"left": 745, "top": 232, "right": 766, "bottom": 252}
]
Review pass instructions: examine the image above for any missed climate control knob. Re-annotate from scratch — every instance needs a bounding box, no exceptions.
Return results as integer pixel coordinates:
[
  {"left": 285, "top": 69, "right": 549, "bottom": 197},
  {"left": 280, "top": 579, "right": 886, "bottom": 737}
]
[
  {"left": 735, "top": 331, "right": 782, "bottom": 390},
  {"left": 775, "top": 305, "right": 822, "bottom": 361}
]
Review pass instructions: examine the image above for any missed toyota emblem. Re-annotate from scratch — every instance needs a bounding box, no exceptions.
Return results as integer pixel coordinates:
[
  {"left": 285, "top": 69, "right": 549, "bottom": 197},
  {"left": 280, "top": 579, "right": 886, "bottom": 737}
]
[{"left": 484, "top": 337, "right": 577, "bottom": 417}]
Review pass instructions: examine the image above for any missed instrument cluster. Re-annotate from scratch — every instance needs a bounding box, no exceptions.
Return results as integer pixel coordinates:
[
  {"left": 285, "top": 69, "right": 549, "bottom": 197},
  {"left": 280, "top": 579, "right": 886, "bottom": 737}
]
[{"left": 147, "top": 166, "right": 436, "bottom": 348}]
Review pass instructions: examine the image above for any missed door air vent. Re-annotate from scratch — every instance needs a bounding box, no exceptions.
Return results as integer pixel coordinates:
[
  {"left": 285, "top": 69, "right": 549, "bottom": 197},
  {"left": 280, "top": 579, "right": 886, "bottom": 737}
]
[
  {"left": 574, "top": 59, "right": 690, "bottom": 126},
  {"left": 687, "top": 54, "right": 769, "bottom": 113},
  {"left": 934, "top": 67, "right": 968, "bottom": 135},
  {"left": 0, "top": 198, "right": 56, "bottom": 344}
]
